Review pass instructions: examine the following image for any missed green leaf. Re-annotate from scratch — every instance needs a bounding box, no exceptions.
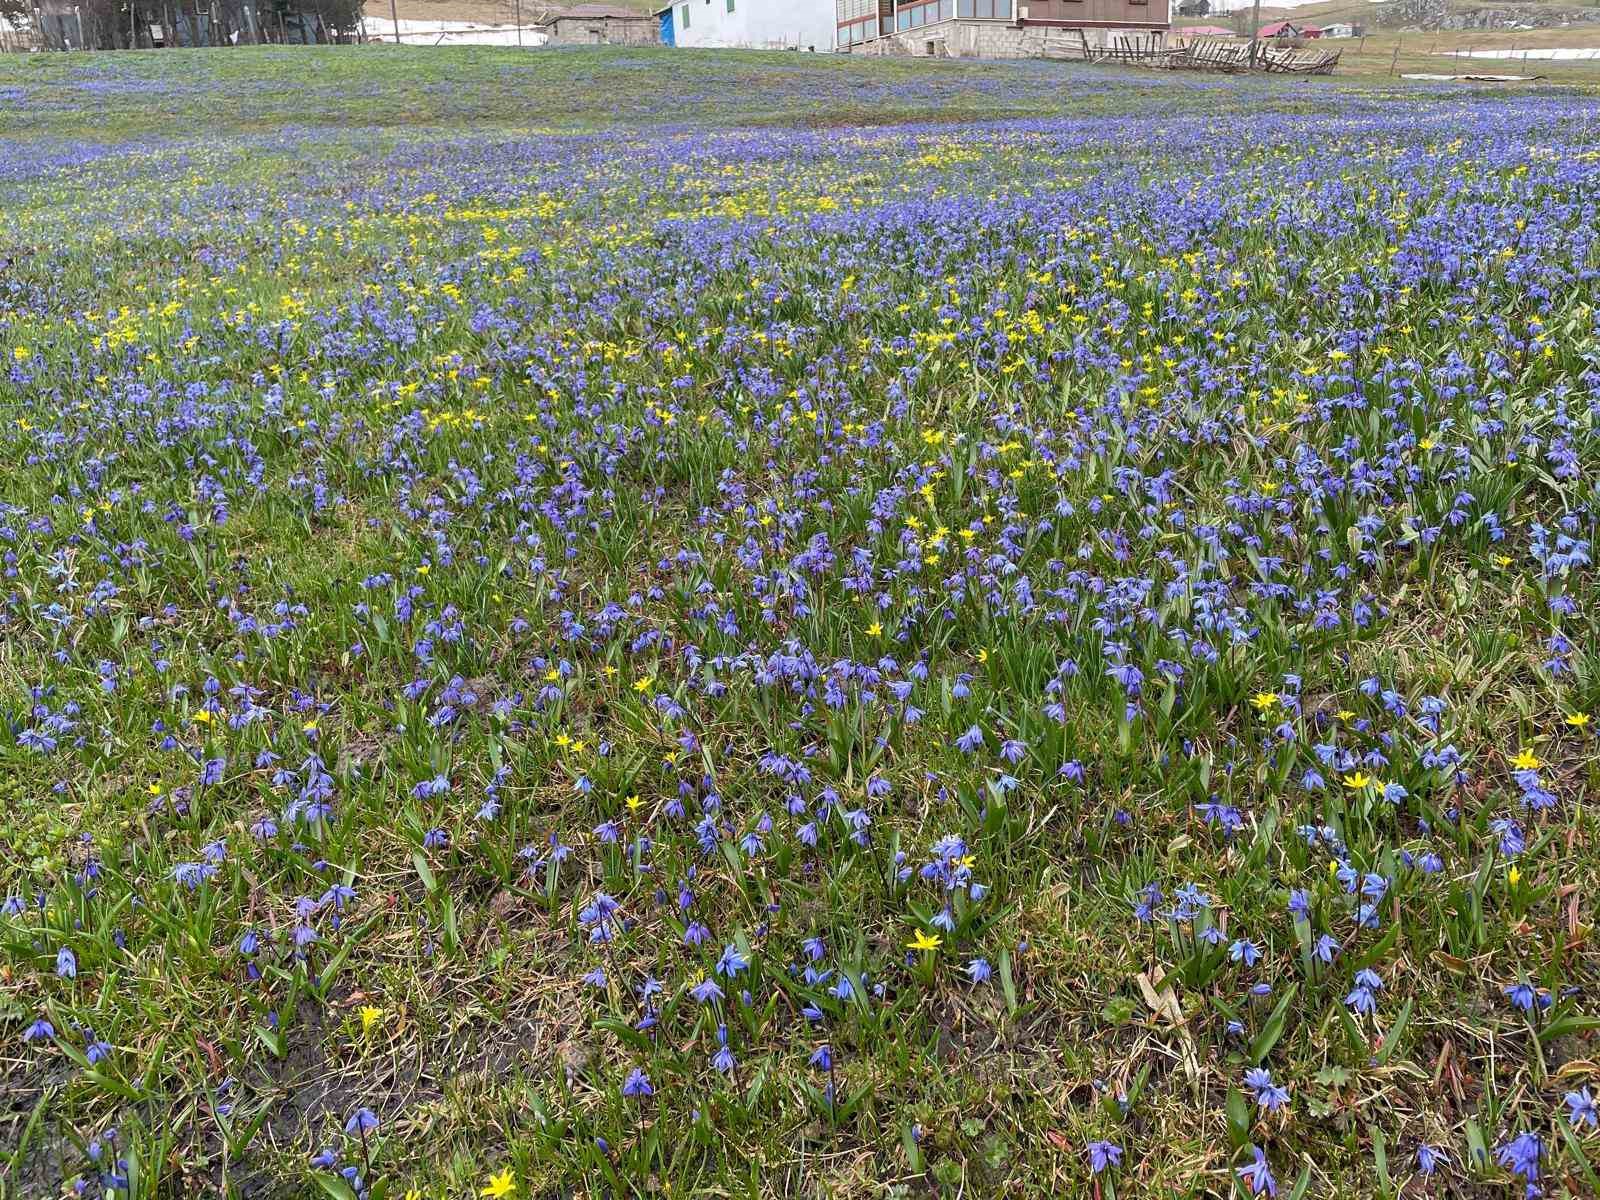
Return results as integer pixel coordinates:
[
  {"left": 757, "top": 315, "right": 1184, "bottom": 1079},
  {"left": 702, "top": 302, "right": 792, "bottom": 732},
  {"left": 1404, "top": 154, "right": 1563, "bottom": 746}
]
[
  {"left": 412, "top": 851, "right": 437, "bottom": 895},
  {"left": 901, "top": 1122, "right": 923, "bottom": 1172},
  {"left": 1249, "top": 983, "right": 1298, "bottom": 1065},
  {"left": 998, "top": 946, "right": 1018, "bottom": 1015},
  {"left": 1225, "top": 1086, "right": 1251, "bottom": 1149},
  {"left": 1374, "top": 998, "right": 1412, "bottom": 1066},
  {"left": 1559, "top": 1116, "right": 1600, "bottom": 1193},
  {"left": 312, "top": 1172, "right": 360, "bottom": 1200},
  {"left": 1369, "top": 1123, "right": 1391, "bottom": 1199}
]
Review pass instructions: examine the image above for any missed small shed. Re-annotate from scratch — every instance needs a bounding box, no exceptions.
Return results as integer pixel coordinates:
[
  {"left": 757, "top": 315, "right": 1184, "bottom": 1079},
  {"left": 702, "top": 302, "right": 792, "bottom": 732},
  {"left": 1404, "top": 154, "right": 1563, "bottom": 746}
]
[{"left": 535, "top": 3, "right": 661, "bottom": 45}]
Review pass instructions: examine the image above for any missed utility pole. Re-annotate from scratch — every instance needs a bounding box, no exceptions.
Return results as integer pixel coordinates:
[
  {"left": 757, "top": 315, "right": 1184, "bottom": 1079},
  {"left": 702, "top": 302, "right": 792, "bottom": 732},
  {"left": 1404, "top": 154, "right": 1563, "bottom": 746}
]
[
  {"left": 515, "top": 0, "right": 521, "bottom": 46},
  {"left": 390, "top": 0, "right": 399, "bottom": 42},
  {"left": 1247, "top": 0, "right": 1261, "bottom": 66}
]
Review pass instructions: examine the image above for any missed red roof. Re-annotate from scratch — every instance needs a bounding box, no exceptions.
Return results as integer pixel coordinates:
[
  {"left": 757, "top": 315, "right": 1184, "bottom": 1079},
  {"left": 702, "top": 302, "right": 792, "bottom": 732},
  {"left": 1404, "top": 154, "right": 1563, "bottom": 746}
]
[{"left": 1258, "top": 20, "right": 1322, "bottom": 37}]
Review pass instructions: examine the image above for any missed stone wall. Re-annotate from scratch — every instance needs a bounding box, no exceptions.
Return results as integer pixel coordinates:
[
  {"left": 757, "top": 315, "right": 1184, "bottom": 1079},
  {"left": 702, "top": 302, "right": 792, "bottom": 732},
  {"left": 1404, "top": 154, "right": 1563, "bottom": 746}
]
[
  {"left": 860, "top": 18, "right": 1146, "bottom": 56},
  {"left": 545, "top": 16, "right": 660, "bottom": 44}
]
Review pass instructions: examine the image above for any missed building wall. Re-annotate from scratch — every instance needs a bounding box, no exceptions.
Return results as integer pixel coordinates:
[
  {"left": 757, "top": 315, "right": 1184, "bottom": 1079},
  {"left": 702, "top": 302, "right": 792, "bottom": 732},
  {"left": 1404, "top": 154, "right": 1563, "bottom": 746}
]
[
  {"left": 1021, "top": 0, "right": 1169, "bottom": 29},
  {"left": 546, "top": 15, "right": 661, "bottom": 44},
  {"left": 672, "top": 0, "right": 835, "bottom": 49}
]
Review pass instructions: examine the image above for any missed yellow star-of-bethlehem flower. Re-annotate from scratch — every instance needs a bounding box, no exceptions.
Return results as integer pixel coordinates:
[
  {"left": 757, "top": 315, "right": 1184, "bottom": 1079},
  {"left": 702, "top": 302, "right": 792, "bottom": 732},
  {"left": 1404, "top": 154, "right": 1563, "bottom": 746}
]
[
  {"left": 907, "top": 930, "right": 942, "bottom": 953},
  {"left": 1510, "top": 749, "right": 1540, "bottom": 771},
  {"left": 1341, "top": 772, "right": 1371, "bottom": 790},
  {"left": 866, "top": 621, "right": 882, "bottom": 637},
  {"left": 480, "top": 1169, "right": 516, "bottom": 1198},
  {"left": 1508, "top": 866, "right": 1522, "bottom": 887},
  {"left": 360, "top": 1006, "right": 384, "bottom": 1036},
  {"left": 1566, "top": 713, "right": 1591, "bottom": 728},
  {"left": 1250, "top": 691, "right": 1278, "bottom": 711}
]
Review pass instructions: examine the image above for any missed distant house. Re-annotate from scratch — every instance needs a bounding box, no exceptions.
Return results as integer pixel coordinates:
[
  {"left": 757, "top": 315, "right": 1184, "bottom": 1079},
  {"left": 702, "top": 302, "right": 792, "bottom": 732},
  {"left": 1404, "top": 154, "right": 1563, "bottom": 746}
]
[
  {"left": 536, "top": 3, "right": 660, "bottom": 44},
  {"left": 657, "top": 0, "right": 833, "bottom": 49},
  {"left": 1257, "top": 20, "right": 1321, "bottom": 39},
  {"left": 839, "top": 0, "right": 1171, "bottom": 56},
  {"left": 1320, "top": 21, "right": 1358, "bottom": 37}
]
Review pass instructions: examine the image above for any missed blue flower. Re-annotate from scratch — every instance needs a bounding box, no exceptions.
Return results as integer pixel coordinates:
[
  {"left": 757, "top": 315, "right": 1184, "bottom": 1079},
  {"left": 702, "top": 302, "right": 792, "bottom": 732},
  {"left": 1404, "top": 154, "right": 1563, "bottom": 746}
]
[
  {"left": 1236, "top": 1146, "right": 1277, "bottom": 1196},
  {"left": 1415, "top": 1144, "right": 1446, "bottom": 1176},
  {"left": 1566, "top": 1087, "right": 1598, "bottom": 1130},
  {"left": 622, "top": 1067, "right": 653, "bottom": 1098},
  {"left": 56, "top": 946, "right": 77, "bottom": 980},
  {"left": 343, "top": 1108, "right": 379, "bottom": 1136},
  {"left": 23, "top": 1017, "right": 55, "bottom": 1042},
  {"left": 1493, "top": 1131, "right": 1541, "bottom": 1185},
  {"left": 1243, "top": 1068, "right": 1290, "bottom": 1112},
  {"left": 1086, "top": 1139, "right": 1122, "bottom": 1174}
]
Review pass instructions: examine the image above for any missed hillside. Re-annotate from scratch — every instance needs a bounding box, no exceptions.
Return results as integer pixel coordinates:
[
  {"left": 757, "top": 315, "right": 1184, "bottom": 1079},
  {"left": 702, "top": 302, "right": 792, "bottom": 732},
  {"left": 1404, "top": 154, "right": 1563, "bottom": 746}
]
[{"left": 1208, "top": 0, "right": 1600, "bottom": 32}]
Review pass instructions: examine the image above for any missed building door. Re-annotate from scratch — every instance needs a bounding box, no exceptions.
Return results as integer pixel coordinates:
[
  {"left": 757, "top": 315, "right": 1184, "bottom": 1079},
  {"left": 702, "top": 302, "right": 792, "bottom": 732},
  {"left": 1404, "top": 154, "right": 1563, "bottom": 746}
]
[{"left": 659, "top": 6, "right": 674, "bottom": 43}]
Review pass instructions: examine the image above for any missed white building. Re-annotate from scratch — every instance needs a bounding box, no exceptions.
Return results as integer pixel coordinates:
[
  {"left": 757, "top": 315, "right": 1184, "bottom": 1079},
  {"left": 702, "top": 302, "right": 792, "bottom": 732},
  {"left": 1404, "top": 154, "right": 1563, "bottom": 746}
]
[{"left": 659, "top": 0, "right": 835, "bottom": 51}]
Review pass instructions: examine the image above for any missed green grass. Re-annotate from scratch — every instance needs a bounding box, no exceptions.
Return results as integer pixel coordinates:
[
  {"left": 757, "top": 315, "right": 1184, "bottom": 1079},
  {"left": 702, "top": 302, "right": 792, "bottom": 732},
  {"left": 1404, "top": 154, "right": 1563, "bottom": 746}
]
[{"left": 2, "top": 43, "right": 1600, "bottom": 1200}]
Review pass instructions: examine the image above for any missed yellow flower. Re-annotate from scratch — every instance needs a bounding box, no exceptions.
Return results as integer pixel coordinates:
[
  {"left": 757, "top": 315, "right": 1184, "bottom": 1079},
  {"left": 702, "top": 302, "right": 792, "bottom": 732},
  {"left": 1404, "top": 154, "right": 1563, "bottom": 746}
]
[
  {"left": 1250, "top": 691, "right": 1278, "bottom": 711},
  {"left": 976, "top": 648, "right": 989, "bottom": 664},
  {"left": 481, "top": 1169, "right": 516, "bottom": 1198},
  {"left": 544, "top": 668, "right": 561, "bottom": 683},
  {"left": 866, "top": 621, "right": 882, "bottom": 637},
  {"left": 633, "top": 677, "right": 653, "bottom": 693},
  {"left": 1510, "top": 749, "right": 1540, "bottom": 771},
  {"left": 360, "top": 1006, "right": 384, "bottom": 1036},
  {"left": 302, "top": 720, "right": 318, "bottom": 733},
  {"left": 1564, "top": 713, "right": 1590, "bottom": 728},
  {"left": 416, "top": 564, "right": 430, "bottom": 576},
  {"left": 1335, "top": 710, "right": 1355, "bottom": 721},
  {"left": 147, "top": 782, "right": 163, "bottom": 796},
  {"left": 1507, "top": 866, "right": 1522, "bottom": 887},
  {"left": 1341, "top": 772, "right": 1371, "bottom": 790},
  {"left": 193, "top": 710, "right": 213, "bottom": 724},
  {"left": 907, "top": 930, "right": 942, "bottom": 953},
  {"left": 625, "top": 794, "right": 642, "bottom": 813},
  {"left": 12, "top": 346, "right": 29, "bottom": 361}
]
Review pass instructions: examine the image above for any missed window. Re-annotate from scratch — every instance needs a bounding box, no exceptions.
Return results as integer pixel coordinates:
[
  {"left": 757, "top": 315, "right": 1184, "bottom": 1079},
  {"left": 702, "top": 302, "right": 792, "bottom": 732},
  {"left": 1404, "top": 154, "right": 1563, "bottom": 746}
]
[
  {"left": 726, "top": 0, "right": 734, "bottom": 9},
  {"left": 680, "top": 3, "right": 688, "bottom": 27}
]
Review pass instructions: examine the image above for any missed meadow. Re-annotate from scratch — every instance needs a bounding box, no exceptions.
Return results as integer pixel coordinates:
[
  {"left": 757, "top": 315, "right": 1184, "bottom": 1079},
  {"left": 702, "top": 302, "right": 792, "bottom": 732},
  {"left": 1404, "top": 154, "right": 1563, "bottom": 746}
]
[{"left": 2, "top": 43, "right": 1600, "bottom": 1200}]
